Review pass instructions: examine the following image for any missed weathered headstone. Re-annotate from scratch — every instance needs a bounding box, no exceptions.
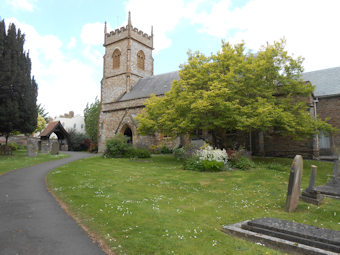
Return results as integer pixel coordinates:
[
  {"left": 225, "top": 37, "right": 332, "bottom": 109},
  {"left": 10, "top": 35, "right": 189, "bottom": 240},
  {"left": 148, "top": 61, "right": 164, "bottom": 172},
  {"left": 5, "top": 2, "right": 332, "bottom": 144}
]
[
  {"left": 315, "top": 159, "right": 340, "bottom": 198},
  {"left": 331, "top": 160, "right": 339, "bottom": 184},
  {"left": 40, "top": 140, "right": 50, "bottom": 153},
  {"left": 300, "top": 165, "right": 323, "bottom": 205},
  {"left": 286, "top": 155, "right": 303, "bottom": 212},
  {"left": 27, "top": 137, "right": 38, "bottom": 157},
  {"left": 50, "top": 141, "right": 59, "bottom": 155}
]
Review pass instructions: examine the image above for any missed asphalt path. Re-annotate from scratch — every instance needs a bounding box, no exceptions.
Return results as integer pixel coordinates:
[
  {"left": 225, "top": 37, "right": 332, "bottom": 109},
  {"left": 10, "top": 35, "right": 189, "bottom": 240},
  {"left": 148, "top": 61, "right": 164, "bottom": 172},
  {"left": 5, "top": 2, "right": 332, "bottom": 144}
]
[{"left": 0, "top": 151, "right": 106, "bottom": 255}]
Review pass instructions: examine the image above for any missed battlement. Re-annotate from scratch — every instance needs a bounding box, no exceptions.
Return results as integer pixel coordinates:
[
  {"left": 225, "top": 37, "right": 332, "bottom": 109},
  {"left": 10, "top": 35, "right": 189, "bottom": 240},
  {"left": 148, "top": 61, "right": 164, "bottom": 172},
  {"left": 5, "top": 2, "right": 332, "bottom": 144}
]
[{"left": 105, "top": 24, "right": 153, "bottom": 48}]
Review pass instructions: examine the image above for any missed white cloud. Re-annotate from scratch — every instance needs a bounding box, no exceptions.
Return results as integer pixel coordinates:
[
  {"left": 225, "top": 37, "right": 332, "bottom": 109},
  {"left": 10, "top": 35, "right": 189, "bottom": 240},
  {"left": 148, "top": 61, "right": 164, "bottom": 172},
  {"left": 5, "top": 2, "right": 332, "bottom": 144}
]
[
  {"left": 66, "top": 37, "right": 77, "bottom": 49},
  {"left": 123, "top": 0, "right": 186, "bottom": 54},
  {"left": 6, "top": 18, "right": 100, "bottom": 118},
  {"left": 185, "top": 0, "right": 340, "bottom": 71},
  {"left": 6, "top": 0, "right": 36, "bottom": 11},
  {"left": 81, "top": 22, "right": 104, "bottom": 46}
]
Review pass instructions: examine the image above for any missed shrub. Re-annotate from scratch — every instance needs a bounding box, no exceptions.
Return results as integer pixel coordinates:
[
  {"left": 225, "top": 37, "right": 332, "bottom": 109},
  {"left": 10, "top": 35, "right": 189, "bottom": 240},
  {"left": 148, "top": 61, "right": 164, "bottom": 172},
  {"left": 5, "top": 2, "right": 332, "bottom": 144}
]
[
  {"left": 160, "top": 145, "right": 172, "bottom": 154},
  {"left": 88, "top": 142, "right": 98, "bottom": 153},
  {"left": 7, "top": 142, "right": 19, "bottom": 151},
  {"left": 104, "top": 134, "right": 130, "bottom": 158},
  {"left": 201, "top": 159, "right": 225, "bottom": 172},
  {"left": 68, "top": 129, "right": 90, "bottom": 151},
  {"left": 195, "top": 144, "right": 228, "bottom": 164},
  {"left": 184, "top": 156, "right": 204, "bottom": 171},
  {"left": 173, "top": 147, "right": 186, "bottom": 161},
  {"left": 125, "top": 147, "right": 151, "bottom": 158},
  {"left": 230, "top": 156, "right": 255, "bottom": 170}
]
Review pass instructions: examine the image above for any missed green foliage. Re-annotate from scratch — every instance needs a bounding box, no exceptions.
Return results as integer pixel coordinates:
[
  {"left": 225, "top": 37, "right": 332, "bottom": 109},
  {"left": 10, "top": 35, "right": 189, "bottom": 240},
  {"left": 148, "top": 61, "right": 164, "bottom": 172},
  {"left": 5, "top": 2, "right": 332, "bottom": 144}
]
[
  {"left": 201, "top": 159, "right": 225, "bottom": 172},
  {"left": 35, "top": 114, "right": 46, "bottom": 133},
  {"left": 125, "top": 147, "right": 151, "bottom": 158},
  {"left": 160, "top": 145, "right": 172, "bottom": 154},
  {"left": 104, "top": 134, "right": 151, "bottom": 158},
  {"left": 104, "top": 134, "right": 130, "bottom": 158},
  {"left": 0, "top": 19, "right": 38, "bottom": 142},
  {"left": 229, "top": 156, "right": 255, "bottom": 170},
  {"left": 37, "top": 104, "right": 49, "bottom": 122},
  {"left": 67, "top": 129, "right": 89, "bottom": 151},
  {"left": 183, "top": 156, "right": 204, "bottom": 171},
  {"left": 84, "top": 97, "right": 100, "bottom": 144},
  {"left": 173, "top": 147, "right": 186, "bottom": 161},
  {"left": 137, "top": 39, "right": 335, "bottom": 147},
  {"left": 7, "top": 142, "right": 19, "bottom": 151}
]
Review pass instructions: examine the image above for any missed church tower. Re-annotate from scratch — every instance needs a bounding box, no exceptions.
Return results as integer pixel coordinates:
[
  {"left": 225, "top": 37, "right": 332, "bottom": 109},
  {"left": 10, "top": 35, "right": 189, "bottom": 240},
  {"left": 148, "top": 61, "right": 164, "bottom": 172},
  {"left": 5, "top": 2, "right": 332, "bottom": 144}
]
[
  {"left": 98, "top": 13, "right": 154, "bottom": 152},
  {"left": 101, "top": 12, "right": 153, "bottom": 104}
]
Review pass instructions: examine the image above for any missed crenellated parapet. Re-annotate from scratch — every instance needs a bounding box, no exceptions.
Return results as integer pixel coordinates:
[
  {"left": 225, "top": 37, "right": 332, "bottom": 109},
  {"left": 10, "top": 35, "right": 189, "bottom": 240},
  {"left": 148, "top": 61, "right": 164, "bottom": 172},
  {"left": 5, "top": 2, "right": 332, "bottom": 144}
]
[{"left": 105, "top": 24, "right": 153, "bottom": 48}]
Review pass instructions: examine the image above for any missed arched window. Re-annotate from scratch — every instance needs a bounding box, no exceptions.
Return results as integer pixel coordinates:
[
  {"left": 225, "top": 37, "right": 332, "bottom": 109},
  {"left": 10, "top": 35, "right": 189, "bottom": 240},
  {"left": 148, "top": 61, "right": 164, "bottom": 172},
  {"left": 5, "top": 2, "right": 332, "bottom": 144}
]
[
  {"left": 137, "top": 50, "right": 145, "bottom": 70},
  {"left": 113, "top": 49, "right": 121, "bottom": 69}
]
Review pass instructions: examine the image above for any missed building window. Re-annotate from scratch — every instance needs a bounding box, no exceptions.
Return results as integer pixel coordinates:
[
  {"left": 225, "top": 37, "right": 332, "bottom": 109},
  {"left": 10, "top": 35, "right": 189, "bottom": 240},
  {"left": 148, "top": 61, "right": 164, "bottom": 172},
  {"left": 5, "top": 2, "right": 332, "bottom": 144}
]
[
  {"left": 81, "top": 124, "right": 84, "bottom": 129},
  {"left": 113, "top": 49, "right": 121, "bottom": 69},
  {"left": 137, "top": 50, "right": 145, "bottom": 70},
  {"left": 320, "top": 132, "right": 331, "bottom": 149},
  {"left": 74, "top": 123, "right": 76, "bottom": 129}
]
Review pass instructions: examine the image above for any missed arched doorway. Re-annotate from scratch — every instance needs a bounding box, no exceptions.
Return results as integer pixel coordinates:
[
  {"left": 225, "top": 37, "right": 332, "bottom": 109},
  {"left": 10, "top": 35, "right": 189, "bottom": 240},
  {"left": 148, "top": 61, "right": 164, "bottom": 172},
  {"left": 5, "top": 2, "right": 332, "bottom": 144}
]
[{"left": 123, "top": 126, "right": 133, "bottom": 144}]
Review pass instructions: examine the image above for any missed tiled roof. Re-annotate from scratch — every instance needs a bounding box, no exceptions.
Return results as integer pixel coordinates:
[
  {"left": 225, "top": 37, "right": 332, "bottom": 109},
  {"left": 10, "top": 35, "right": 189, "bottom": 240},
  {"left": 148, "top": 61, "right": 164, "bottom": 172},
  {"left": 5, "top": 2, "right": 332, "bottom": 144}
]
[
  {"left": 302, "top": 67, "right": 340, "bottom": 97},
  {"left": 40, "top": 121, "right": 59, "bottom": 137},
  {"left": 119, "top": 71, "right": 179, "bottom": 102},
  {"left": 118, "top": 67, "right": 340, "bottom": 102}
]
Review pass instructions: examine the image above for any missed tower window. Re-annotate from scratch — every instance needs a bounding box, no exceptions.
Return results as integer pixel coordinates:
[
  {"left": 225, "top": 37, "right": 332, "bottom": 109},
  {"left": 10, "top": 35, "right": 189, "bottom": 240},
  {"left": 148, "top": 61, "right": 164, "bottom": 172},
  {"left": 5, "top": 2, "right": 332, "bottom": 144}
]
[
  {"left": 113, "top": 49, "right": 121, "bottom": 69},
  {"left": 137, "top": 50, "right": 145, "bottom": 70}
]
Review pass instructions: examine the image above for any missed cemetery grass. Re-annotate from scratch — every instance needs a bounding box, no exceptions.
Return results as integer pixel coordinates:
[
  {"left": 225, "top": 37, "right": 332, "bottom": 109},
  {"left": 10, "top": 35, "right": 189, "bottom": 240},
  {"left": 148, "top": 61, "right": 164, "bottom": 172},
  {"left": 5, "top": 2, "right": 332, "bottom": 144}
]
[
  {"left": 46, "top": 155, "right": 340, "bottom": 255},
  {"left": 0, "top": 149, "right": 69, "bottom": 176}
]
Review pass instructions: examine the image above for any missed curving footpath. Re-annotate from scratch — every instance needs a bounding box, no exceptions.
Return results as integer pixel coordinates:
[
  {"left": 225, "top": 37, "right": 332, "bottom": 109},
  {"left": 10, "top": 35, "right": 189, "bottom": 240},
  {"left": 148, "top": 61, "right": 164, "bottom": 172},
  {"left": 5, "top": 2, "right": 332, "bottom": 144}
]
[{"left": 0, "top": 151, "right": 105, "bottom": 255}]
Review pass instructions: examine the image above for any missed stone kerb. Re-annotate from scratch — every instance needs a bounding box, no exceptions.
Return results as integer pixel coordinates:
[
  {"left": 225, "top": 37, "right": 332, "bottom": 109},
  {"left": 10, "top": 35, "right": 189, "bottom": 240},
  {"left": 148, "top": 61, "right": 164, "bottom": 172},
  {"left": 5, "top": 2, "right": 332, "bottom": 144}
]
[{"left": 286, "top": 155, "right": 303, "bottom": 212}]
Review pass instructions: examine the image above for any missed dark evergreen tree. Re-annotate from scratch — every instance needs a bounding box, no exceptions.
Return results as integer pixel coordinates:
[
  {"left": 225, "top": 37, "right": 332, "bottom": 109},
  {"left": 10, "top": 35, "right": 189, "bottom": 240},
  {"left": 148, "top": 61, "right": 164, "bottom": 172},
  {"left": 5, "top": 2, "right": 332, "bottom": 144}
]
[{"left": 0, "top": 20, "right": 38, "bottom": 144}]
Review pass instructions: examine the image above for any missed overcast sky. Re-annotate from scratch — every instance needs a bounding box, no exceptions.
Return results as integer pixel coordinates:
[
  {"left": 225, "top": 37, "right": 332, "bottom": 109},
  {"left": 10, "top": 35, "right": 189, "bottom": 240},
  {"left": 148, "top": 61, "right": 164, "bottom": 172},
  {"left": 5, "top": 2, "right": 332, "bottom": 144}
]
[{"left": 1, "top": 0, "right": 340, "bottom": 117}]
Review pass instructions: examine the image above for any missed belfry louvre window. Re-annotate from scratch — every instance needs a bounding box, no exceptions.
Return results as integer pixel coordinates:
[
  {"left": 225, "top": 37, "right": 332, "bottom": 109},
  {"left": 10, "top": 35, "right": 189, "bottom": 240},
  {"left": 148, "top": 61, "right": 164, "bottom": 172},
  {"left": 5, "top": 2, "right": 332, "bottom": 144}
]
[
  {"left": 137, "top": 50, "right": 145, "bottom": 70},
  {"left": 113, "top": 49, "right": 121, "bottom": 69}
]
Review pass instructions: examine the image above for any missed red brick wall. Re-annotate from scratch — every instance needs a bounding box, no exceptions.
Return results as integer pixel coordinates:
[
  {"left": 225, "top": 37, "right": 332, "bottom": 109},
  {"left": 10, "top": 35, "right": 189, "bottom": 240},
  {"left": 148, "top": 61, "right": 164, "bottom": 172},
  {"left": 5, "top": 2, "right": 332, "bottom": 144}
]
[{"left": 316, "top": 96, "right": 340, "bottom": 150}]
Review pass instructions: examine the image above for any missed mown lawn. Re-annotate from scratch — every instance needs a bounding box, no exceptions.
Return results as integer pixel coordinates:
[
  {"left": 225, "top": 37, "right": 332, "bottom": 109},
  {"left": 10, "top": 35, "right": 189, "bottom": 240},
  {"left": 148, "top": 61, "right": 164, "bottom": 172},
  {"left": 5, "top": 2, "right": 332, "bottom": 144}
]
[
  {"left": 0, "top": 149, "right": 69, "bottom": 176},
  {"left": 46, "top": 155, "right": 339, "bottom": 255}
]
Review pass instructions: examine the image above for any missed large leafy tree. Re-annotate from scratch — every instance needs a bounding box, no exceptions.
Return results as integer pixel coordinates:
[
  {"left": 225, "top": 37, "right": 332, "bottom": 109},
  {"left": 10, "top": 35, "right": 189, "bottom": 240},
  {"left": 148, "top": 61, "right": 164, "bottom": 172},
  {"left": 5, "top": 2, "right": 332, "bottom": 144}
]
[
  {"left": 137, "top": 39, "right": 334, "bottom": 147},
  {"left": 37, "top": 103, "right": 49, "bottom": 122},
  {"left": 84, "top": 97, "right": 100, "bottom": 144},
  {"left": 0, "top": 19, "right": 38, "bottom": 144}
]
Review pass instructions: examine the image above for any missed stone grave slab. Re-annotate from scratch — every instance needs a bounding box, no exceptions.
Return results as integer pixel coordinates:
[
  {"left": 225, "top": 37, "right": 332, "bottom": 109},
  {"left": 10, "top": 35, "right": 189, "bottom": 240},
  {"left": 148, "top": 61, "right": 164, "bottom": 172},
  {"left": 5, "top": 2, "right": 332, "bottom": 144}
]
[
  {"left": 286, "top": 155, "right": 303, "bottom": 212},
  {"left": 223, "top": 218, "right": 340, "bottom": 255}
]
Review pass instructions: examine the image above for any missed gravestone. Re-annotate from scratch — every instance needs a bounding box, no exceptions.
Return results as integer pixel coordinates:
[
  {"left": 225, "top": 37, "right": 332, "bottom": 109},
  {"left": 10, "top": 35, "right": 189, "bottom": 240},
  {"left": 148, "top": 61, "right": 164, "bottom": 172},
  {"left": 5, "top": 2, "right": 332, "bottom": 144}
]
[
  {"left": 300, "top": 165, "right": 324, "bottom": 205},
  {"left": 286, "top": 155, "right": 303, "bottom": 212},
  {"left": 40, "top": 140, "right": 50, "bottom": 153},
  {"left": 50, "top": 141, "right": 59, "bottom": 155},
  {"left": 315, "top": 159, "right": 340, "bottom": 198},
  {"left": 27, "top": 137, "right": 38, "bottom": 157}
]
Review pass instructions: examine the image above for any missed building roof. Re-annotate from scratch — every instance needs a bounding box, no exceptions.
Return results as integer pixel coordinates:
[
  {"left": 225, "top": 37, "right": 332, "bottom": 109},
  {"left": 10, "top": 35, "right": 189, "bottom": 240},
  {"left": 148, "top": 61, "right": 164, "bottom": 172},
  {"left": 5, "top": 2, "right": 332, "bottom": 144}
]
[
  {"left": 118, "top": 67, "right": 340, "bottom": 102},
  {"left": 302, "top": 66, "right": 340, "bottom": 97},
  {"left": 40, "top": 121, "right": 69, "bottom": 140},
  {"left": 119, "top": 71, "right": 179, "bottom": 102}
]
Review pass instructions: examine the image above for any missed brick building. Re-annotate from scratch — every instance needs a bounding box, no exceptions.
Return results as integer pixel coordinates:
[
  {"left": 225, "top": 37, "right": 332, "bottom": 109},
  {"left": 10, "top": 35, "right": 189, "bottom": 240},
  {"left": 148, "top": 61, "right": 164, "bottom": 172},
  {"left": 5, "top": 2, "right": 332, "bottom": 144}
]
[{"left": 98, "top": 14, "right": 339, "bottom": 158}]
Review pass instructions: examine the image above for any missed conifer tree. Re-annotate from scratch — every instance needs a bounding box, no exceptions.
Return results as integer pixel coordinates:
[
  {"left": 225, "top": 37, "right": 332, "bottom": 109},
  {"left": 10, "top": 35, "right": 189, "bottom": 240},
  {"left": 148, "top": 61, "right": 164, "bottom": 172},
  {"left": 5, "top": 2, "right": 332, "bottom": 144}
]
[{"left": 0, "top": 20, "right": 37, "bottom": 144}]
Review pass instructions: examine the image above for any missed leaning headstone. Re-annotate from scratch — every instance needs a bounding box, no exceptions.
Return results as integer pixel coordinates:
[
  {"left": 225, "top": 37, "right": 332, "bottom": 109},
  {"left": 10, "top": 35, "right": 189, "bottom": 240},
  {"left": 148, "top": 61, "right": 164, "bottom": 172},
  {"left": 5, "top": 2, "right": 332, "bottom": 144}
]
[
  {"left": 50, "top": 141, "right": 59, "bottom": 155},
  {"left": 286, "top": 155, "right": 303, "bottom": 212},
  {"left": 27, "top": 137, "right": 38, "bottom": 157},
  {"left": 300, "top": 165, "right": 323, "bottom": 205}
]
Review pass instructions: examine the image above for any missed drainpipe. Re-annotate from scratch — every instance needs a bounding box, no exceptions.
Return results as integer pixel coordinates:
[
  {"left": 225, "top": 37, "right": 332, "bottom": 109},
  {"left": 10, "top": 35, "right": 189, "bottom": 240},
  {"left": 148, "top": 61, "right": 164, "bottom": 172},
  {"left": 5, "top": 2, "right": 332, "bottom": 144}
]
[{"left": 312, "top": 97, "right": 319, "bottom": 159}]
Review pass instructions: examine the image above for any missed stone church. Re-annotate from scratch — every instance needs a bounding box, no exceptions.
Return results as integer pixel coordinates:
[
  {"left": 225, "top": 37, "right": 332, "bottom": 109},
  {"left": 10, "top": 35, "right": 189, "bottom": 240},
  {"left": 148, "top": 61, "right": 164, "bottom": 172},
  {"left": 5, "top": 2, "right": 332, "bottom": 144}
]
[
  {"left": 98, "top": 13, "right": 340, "bottom": 159},
  {"left": 98, "top": 13, "right": 179, "bottom": 153}
]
